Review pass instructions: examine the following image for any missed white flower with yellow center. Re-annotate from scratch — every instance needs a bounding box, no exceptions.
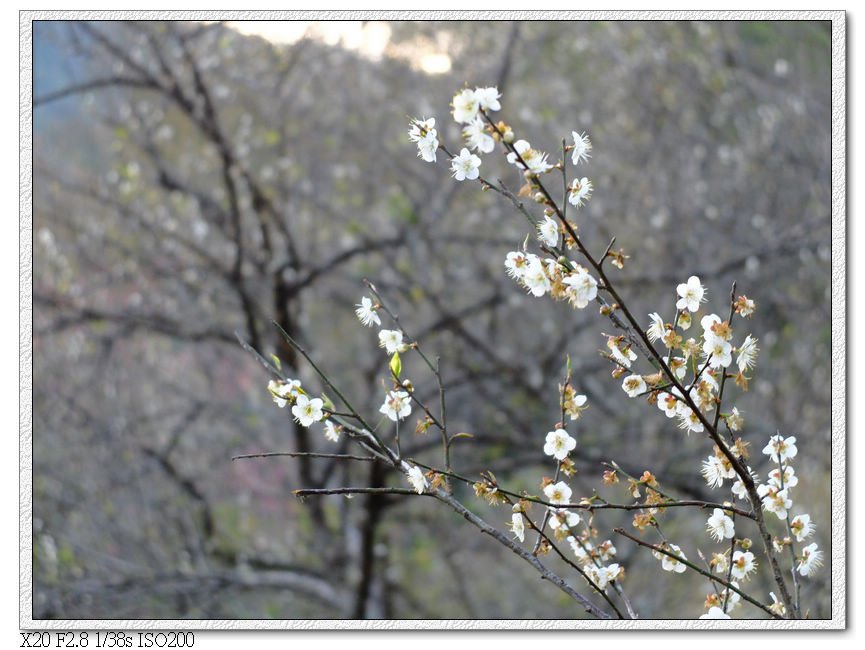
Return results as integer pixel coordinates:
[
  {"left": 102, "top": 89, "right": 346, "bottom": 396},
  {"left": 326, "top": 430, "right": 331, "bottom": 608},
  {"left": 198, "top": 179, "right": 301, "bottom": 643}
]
[
  {"left": 543, "top": 428, "right": 577, "bottom": 461},
  {"left": 355, "top": 296, "right": 381, "bottom": 327},
  {"left": 543, "top": 481, "right": 572, "bottom": 505},
  {"left": 291, "top": 394, "right": 324, "bottom": 427},
  {"left": 622, "top": 374, "right": 646, "bottom": 398},
  {"left": 452, "top": 89, "right": 479, "bottom": 123},
  {"left": 571, "top": 131, "right": 592, "bottom": 165},
  {"left": 676, "top": 275, "right": 706, "bottom": 313},
  {"left": 380, "top": 390, "right": 411, "bottom": 422}
]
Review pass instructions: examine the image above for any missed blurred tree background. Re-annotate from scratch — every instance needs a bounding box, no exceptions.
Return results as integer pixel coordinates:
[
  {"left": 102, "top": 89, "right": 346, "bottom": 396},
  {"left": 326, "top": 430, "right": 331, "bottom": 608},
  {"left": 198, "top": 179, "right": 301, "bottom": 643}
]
[{"left": 31, "top": 19, "right": 832, "bottom": 620}]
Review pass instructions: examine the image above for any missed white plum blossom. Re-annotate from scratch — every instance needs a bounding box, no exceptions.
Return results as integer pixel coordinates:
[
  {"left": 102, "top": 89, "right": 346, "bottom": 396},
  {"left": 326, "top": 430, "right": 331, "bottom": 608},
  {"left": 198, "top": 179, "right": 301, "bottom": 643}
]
[
  {"left": 291, "top": 394, "right": 324, "bottom": 427},
  {"left": 450, "top": 147, "right": 482, "bottom": 181},
  {"left": 657, "top": 544, "right": 687, "bottom": 573},
  {"left": 474, "top": 86, "right": 501, "bottom": 111},
  {"left": 797, "top": 543, "right": 823, "bottom": 577},
  {"left": 543, "top": 428, "right": 577, "bottom": 461},
  {"left": 504, "top": 251, "right": 532, "bottom": 279},
  {"left": 522, "top": 256, "right": 551, "bottom": 297},
  {"left": 768, "top": 592, "right": 786, "bottom": 617},
  {"left": 790, "top": 514, "right": 815, "bottom": 542},
  {"left": 568, "top": 536, "right": 592, "bottom": 561},
  {"left": 736, "top": 335, "right": 759, "bottom": 373},
  {"left": 587, "top": 563, "right": 621, "bottom": 590},
  {"left": 268, "top": 378, "right": 302, "bottom": 408},
  {"left": 757, "top": 485, "right": 792, "bottom": 519},
  {"left": 380, "top": 390, "right": 412, "bottom": 422},
  {"left": 451, "top": 88, "right": 479, "bottom": 123},
  {"left": 677, "top": 406, "right": 705, "bottom": 434},
  {"left": 548, "top": 508, "right": 581, "bottom": 531},
  {"left": 607, "top": 338, "right": 637, "bottom": 368},
  {"left": 762, "top": 435, "right": 798, "bottom": 463},
  {"left": 657, "top": 390, "right": 682, "bottom": 418},
  {"left": 408, "top": 117, "right": 438, "bottom": 162},
  {"left": 543, "top": 481, "right": 572, "bottom": 505},
  {"left": 731, "top": 479, "right": 749, "bottom": 500},
  {"left": 730, "top": 551, "right": 757, "bottom": 580},
  {"left": 537, "top": 215, "right": 559, "bottom": 247},
  {"left": 355, "top": 296, "right": 381, "bottom": 327},
  {"left": 462, "top": 117, "right": 495, "bottom": 153},
  {"left": 597, "top": 540, "right": 617, "bottom": 562},
  {"left": 507, "top": 139, "right": 553, "bottom": 174},
  {"left": 768, "top": 465, "right": 798, "bottom": 489},
  {"left": 700, "top": 606, "right": 731, "bottom": 620},
  {"left": 406, "top": 465, "right": 428, "bottom": 494},
  {"left": 407, "top": 116, "right": 436, "bottom": 143},
  {"left": 718, "top": 583, "right": 742, "bottom": 613},
  {"left": 378, "top": 329, "right": 409, "bottom": 354},
  {"left": 700, "top": 313, "right": 724, "bottom": 340},
  {"left": 701, "top": 455, "right": 734, "bottom": 489},
  {"left": 737, "top": 296, "right": 756, "bottom": 317},
  {"left": 676, "top": 275, "right": 706, "bottom": 313},
  {"left": 622, "top": 374, "right": 647, "bottom": 398},
  {"left": 726, "top": 407, "right": 744, "bottom": 432},
  {"left": 647, "top": 312, "right": 666, "bottom": 343},
  {"left": 706, "top": 508, "right": 735, "bottom": 541},
  {"left": 416, "top": 132, "right": 439, "bottom": 162},
  {"left": 567, "top": 177, "right": 593, "bottom": 207},
  {"left": 562, "top": 267, "right": 598, "bottom": 308},
  {"left": 703, "top": 336, "right": 733, "bottom": 369},
  {"left": 571, "top": 131, "right": 592, "bottom": 165},
  {"left": 510, "top": 511, "right": 525, "bottom": 542},
  {"left": 323, "top": 420, "right": 340, "bottom": 443}
]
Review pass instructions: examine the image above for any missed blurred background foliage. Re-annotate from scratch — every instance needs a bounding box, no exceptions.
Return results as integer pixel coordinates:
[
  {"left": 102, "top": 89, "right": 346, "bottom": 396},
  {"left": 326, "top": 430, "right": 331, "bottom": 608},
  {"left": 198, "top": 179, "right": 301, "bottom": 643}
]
[{"left": 32, "top": 19, "right": 831, "bottom": 620}]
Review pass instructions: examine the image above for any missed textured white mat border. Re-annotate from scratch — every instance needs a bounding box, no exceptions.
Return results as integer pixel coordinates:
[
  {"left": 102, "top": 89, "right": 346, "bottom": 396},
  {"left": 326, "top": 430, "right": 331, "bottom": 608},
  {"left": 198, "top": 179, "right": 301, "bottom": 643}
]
[{"left": 19, "top": 9, "right": 846, "bottom": 631}]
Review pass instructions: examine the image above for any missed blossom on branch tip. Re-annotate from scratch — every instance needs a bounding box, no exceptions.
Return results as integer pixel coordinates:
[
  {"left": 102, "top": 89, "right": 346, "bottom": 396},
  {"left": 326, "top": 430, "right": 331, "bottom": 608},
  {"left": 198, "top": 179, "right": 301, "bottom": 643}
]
[
  {"left": 450, "top": 147, "right": 482, "bottom": 181},
  {"left": 380, "top": 390, "right": 412, "bottom": 422},
  {"left": 543, "top": 428, "right": 577, "bottom": 461},
  {"left": 406, "top": 465, "right": 428, "bottom": 494},
  {"left": 571, "top": 131, "right": 592, "bottom": 165},
  {"left": 762, "top": 435, "right": 798, "bottom": 463},
  {"left": 767, "top": 465, "right": 798, "bottom": 489},
  {"left": 291, "top": 394, "right": 324, "bottom": 427},
  {"left": 355, "top": 296, "right": 381, "bottom": 327},
  {"left": 416, "top": 132, "right": 439, "bottom": 163},
  {"left": 676, "top": 275, "right": 706, "bottom": 313},
  {"left": 378, "top": 329, "right": 409, "bottom": 355},
  {"left": 797, "top": 543, "right": 823, "bottom": 576}
]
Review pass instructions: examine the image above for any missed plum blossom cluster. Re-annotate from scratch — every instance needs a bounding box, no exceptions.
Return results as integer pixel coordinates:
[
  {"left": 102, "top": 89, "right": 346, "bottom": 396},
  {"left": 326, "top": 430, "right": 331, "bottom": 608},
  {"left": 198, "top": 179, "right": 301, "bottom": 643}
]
[
  {"left": 267, "top": 377, "right": 341, "bottom": 442},
  {"left": 504, "top": 250, "right": 599, "bottom": 307}
]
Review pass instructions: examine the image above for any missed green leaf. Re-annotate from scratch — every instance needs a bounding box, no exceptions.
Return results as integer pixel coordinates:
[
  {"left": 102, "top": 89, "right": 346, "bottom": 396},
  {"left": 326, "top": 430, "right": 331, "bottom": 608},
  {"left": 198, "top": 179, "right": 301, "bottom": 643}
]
[
  {"left": 321, "top": 392, "right": 335, "bottom": 411},
  {"left": 389, "top": 352, "right": 402, "bottom": 379},
  {"left": 270, "top": 354, "right": 282, "bottom": 371}
]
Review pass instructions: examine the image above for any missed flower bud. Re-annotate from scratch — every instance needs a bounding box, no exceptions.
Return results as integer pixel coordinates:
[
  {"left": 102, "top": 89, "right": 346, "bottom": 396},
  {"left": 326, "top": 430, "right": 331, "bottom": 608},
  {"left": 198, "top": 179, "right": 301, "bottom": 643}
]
[
  {"left": 503, "top": 129, "right": 515, "bottom": 144},
  {"left": 534, "top": 192, "right": 546, "bottom": 203}
]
